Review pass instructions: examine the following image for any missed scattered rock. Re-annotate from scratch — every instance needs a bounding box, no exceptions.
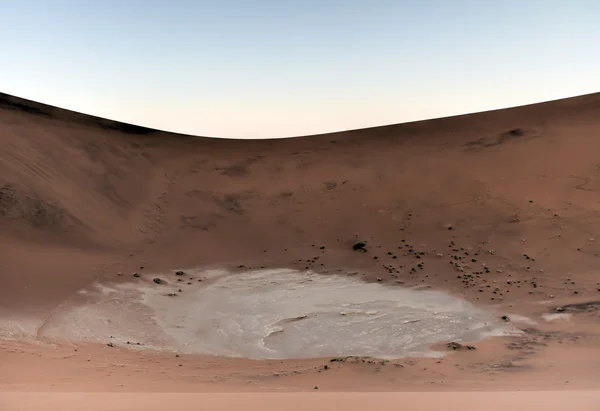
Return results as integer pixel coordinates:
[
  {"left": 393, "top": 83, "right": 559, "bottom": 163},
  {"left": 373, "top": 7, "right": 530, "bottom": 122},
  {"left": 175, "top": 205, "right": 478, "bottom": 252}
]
[
  {"left": 153, "top": 278, "right": 162, "bottom": 284},
  {"left": 175, "top": 270, "right": 185, "bottom": 276},
  {"left": 509, "top": 128, "right": 524, "bottom": 136},
  {"left": 446, "top": 342, "right": 476, "bottom": 351},
  {"left": 352, "top": 241, "right": 367, "bottom": 251}
]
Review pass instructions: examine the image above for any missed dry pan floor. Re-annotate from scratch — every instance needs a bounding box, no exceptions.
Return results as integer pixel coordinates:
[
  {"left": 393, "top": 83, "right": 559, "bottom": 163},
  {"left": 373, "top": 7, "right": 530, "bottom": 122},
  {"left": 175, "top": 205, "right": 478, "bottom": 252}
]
[{"left": 32, "top": 268, "right": 513, "bottom": 360}]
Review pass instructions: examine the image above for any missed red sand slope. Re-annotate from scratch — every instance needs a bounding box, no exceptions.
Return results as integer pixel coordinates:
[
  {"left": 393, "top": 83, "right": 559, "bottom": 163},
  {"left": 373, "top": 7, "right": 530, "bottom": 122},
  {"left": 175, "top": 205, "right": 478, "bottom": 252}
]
[{"left": 2, "top": 91, "right": 600, "bottom": 393}]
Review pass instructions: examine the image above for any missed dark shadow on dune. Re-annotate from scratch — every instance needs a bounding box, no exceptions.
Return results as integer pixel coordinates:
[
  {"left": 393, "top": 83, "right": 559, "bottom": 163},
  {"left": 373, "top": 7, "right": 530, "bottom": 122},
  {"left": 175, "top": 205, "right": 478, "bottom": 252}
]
[
  {"left": 0, "top": 92, "right": 158, "bottom": 135},
  {"left": 464, "top": 128, "right": 534, "bottom": 150},
  {"left": 0, "top": 94, "right": 53, "bottom": 117},
  {"left": 87, "top": 118, "right": 158, "bottom": 135}
]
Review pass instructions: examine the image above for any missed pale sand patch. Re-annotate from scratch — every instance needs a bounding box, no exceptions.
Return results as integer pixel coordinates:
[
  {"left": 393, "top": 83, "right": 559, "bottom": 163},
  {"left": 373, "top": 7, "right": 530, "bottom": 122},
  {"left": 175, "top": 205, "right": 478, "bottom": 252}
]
[{"left": 542, "top": 313, "right": 573, "bottom": 322}]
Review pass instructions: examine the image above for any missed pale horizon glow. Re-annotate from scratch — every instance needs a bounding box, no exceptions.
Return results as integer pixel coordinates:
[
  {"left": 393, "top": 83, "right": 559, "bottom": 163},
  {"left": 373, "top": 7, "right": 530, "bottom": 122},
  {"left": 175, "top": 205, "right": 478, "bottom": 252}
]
[{"left": 2, "top": 0, "right": 599, "bottom": 139}]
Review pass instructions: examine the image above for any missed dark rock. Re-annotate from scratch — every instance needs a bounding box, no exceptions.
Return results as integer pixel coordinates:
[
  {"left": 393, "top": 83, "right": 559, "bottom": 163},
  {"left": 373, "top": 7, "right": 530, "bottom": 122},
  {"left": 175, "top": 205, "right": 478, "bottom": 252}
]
[
  {"left": 446, "top": 342, "right": 476, "bottom": 351},
  {"left": 352, "top": 241, "right": 367, "bottom": 251},
  {"left": 509, "top": 128, "right": 524, "bottom": 136}
]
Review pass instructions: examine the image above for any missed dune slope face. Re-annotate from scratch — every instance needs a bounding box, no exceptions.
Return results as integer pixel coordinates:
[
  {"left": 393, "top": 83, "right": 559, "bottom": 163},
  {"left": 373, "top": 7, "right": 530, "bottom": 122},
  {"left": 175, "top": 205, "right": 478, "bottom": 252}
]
[{"left": 1, "top": 92, "right": 600, "bottom": 318}]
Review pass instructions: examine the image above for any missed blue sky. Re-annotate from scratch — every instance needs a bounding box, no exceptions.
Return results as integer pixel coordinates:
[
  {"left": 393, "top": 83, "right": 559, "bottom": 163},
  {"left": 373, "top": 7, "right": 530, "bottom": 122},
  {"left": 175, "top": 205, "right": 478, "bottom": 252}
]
[{"left": 1, "top": 0, "right": 599, "bottom": 138}]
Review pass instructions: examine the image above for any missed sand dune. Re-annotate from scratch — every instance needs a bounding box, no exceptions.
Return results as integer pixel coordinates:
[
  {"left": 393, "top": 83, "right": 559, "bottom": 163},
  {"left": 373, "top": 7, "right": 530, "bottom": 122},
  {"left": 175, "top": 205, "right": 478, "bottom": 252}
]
[{"left": 2, "top": 92, "right": 600, "bottom": 400}]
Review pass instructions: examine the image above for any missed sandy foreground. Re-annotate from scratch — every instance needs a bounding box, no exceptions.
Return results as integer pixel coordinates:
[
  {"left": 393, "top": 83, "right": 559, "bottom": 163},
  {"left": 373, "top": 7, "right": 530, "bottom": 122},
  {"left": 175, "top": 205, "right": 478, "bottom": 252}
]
[
  {"left": 2, "top": 92, "right": 600, "bottom": 409},
  {"left": 2, "top": 392, "right": 600, "bottom": 411}
]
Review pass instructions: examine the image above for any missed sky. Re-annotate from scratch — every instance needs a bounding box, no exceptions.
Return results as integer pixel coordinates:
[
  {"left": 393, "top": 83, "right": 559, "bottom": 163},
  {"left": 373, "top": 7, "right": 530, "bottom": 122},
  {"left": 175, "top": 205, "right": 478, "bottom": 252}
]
[{"left": 1, "top": 0, "right": 599, "bottom": 138}]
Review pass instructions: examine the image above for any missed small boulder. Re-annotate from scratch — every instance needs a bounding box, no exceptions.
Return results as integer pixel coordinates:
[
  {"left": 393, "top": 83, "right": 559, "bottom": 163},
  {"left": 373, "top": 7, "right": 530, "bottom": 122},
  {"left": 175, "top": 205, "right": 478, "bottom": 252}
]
[
  {"left": 446, "top": 341, "right": 476, "bottom": 351},
  {"left": 353, "top": 241, "right": 367, "bottom": 251}
]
